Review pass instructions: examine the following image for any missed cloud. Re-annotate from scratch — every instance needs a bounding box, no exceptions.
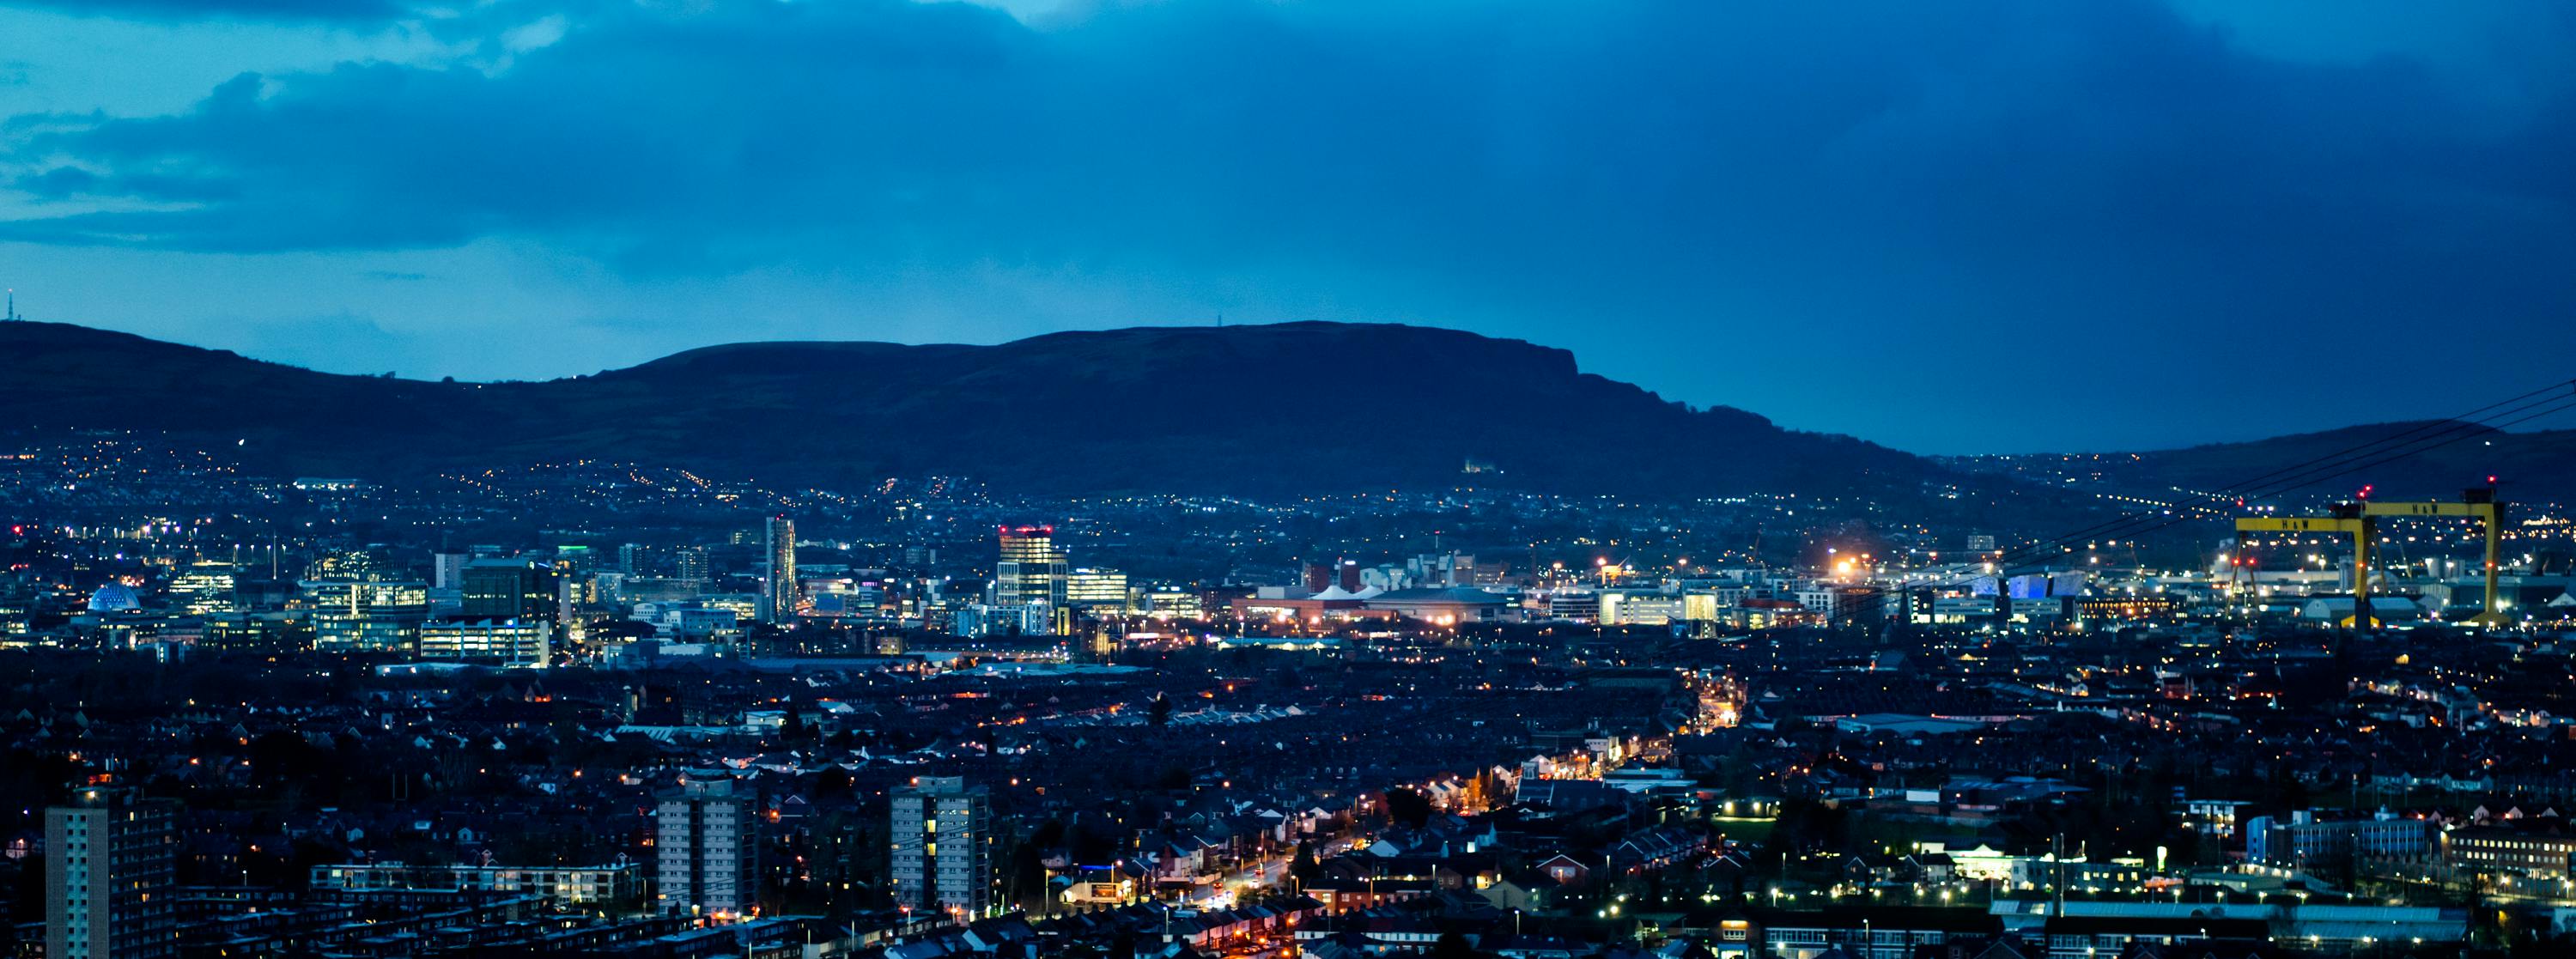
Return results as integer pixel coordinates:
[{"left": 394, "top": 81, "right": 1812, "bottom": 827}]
[
  {"left": 1, "top": 0, "right": 412, "bottom": 22},
  {"left": 3, "top": 0, "right": 2574, "bottom": 450},
  {"left": 7, "top": 2, "right": 2567, "bottom": 265}
]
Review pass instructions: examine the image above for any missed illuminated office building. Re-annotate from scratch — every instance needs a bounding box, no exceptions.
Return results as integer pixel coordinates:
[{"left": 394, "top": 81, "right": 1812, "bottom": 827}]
[
  {"left": 418, "top": 617, "right": 553, "bottom": 666},
  {"left": 762, "top": 515, "right": 798, "bottom": 623},
  {"left": 993, "top": 525, "right": 1068, "bottom": 618},
  {"left": 461, "top": 560, "right": 562, "bottom": 622},
  {"left": 167, "top": 561, "right": 236, "bottom": 615},
  {"left": 1065, "top": 568, "right": 1130, "bottom": 610}
]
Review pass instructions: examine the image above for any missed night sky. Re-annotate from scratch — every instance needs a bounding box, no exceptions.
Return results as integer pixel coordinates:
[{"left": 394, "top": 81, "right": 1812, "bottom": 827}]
[{"left": 1, "top": 0, "right": 2571, "bottom": 453}]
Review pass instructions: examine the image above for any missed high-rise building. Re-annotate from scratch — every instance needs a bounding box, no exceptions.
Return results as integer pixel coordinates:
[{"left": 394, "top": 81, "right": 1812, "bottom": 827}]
[
  {"left": 46, "top": 786, "right": 179, "bottom": 959},
  {"left": 676, "top": 546, "right": 712, "bottom": 583},
  {"left": 997, "top": 525, "right": 1059, "bottom": 568},
  {"left": 655, "top": 777, "right": 756, "bottom": 918},
  {"left": 993, "top": 525, "right": 1068, "bottom": 622},
  {"left": 890, "top": 776, "right": 994, "bottom": 920},
  {"left": 762, "top": 516, "right": 798, "bottom": 623},
  {"left": 461, "top": 560, "right": 561, "bottom": 622},
  {"left": 432, "top": 552, "right": 470, "bottom": 591}
]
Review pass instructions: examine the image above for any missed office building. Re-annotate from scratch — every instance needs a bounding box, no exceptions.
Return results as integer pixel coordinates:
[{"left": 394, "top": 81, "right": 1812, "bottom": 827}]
[
  {"left": 655, "top": 777, "right": 756, "bottom": 918},
  {"left": 202, "top": 611, "right": 305, "bottom": 652},
  {"left": 762, "top": 515, "right": 798, "bottom": 623},
  {"left": 993, "top": 525, "right": 1068, "bottom": 629},
  {"left": 432, "top": 552, "right": 470, "bottom": 590},
  {"left": 308, "top": 580, "right": 431, "bottom": 652},
  {"left": 460, "top": 559, "right": 561, "bottom": 622},
  {"left": 167, "top": 561, "right": 237, "bottom": 615},
  {"left": 1142, "top": 590, "right": 1203, "bottom": 619},
  {"left": 890, "top": 776, "right": 995, "bottom": 920},
  {"left": 1065, "top": 568, "right": 1130, "bottom": 610},
  {"left": 2246, "top": 810, "right": 2433, "bottom": 872},
  {"left": 2442, "top": 826, "right": 2576, "bottom": 879},
  {"left": 418, "top": 617, "right": 553, "bottom": 666},
  {"left": 46, "top": 786, "right": 179, "bottom": 959},
  {"left": 952, "top": 604, "right": 1052, "bottom": 639}
]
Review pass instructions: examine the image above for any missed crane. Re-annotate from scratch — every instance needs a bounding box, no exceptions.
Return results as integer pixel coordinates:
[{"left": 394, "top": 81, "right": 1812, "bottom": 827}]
[{"left": 2233, "top": 486, "right": 2509, "bottom": 628}]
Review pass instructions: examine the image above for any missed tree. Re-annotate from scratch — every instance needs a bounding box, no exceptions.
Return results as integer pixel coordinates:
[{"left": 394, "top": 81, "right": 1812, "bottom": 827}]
[
  {"left": 1149, "top": 693, "right": 1173, "bottom": 728},
  {"left": 783, "top": 700, "right": 808, "bottom": 742},
  {"left": 1386, "top": 787, "right": 1433, "bottom": 829},
  {"left": 814, "top": 766, "right": 854, "bottom": 798}
]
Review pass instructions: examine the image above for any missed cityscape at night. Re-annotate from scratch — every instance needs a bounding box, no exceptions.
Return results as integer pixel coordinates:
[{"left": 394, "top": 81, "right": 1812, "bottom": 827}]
[{"left": 5, "top": 2, "right": 2576, "bottom": 958}]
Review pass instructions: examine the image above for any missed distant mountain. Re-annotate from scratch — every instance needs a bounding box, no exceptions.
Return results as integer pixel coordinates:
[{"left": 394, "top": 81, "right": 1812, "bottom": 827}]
[
  {"left": 0, "top": 320, "right": 1944, "bottom": 497},
  {"left": 2084, "top": 419, "right": 2576, "bottom": 506}
]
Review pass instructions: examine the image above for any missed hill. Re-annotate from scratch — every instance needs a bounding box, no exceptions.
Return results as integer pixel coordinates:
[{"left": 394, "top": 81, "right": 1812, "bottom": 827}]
[
  {"left": 0, "top": 320, "right": 1943, "bottom": 497},
  {"left": 2124, "top": 419, "right": 2576, "bottom": 505}
]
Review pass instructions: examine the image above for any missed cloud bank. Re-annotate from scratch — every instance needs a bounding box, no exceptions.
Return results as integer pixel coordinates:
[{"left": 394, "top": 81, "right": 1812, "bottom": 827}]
[{"left": 2, "top": 0, "right": 2573, "bottom": 451}]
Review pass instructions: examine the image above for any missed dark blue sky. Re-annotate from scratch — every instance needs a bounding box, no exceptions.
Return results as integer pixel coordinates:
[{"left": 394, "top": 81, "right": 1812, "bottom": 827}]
[{"left": 1, "top": 0, "right": 2572, "bottom": 453}]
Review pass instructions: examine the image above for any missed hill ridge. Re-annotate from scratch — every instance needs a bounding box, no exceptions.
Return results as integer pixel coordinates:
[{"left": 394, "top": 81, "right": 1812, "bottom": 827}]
[{"left": 0, "top": 319, "right": 1901, "bottom": 496}]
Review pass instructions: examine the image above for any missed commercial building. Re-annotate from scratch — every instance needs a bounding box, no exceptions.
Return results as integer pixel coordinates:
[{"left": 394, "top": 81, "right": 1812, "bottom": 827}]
[
  {"left": 890, "top": 776, "right": 995, "bottom": 920},
  {"left": 1599, "top": 591, "right": 1686, "bottom": 626},
  {"left": 1696, "top": 906, "right": 2000, "bottom": 959},
  {"left": 655, "top": 777, "right": 756, "bottom": 918},
  {"left": 431, "top": 552, "right": 469, "bottom": 590},
  {"left": 202, "top": 611, "right": 307, "bottom": 652},
  {"left": 953, "top": 604, "right": 1054, "bottom": 639},
  {"left": 307, "top": 580, "right": 431, "bottom": 652},
  {"left": 2442, "top": 826, "right": 2576, "bottom": 879},
  {"left": 762, "top": 515, "right": 798, "bottom": 623},
  {"left": 167, "top": 561, "right": 236, "bottom": 615},
  {"left": 993, "top": 525, "right": 1068, "bottom": 612},
  {"left": 46, "top": 786, "right": 179, "bottom": 959},
  {"left": 417, "top": 617, "right": 553, "bottom": 666},
  {"left": 2244, "top": 810, "right": 2433, "bottom": 872},
  {"left": 1364, "top": 586, "right": 1513, "bottom": 625},
  {"left": 460, "top": 559, "right": 562, "bottom": 623},
  {"left": 1065, "top": 568, "right": 1130, "bottom": 610},
  {"left": 1142, "top": 590, "right": 1204, "bottom": 619}
]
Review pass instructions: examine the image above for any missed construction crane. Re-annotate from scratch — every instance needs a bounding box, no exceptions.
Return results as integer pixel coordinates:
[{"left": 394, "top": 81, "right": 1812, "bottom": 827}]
[{"left": 2233, "top": 486, "right": 2509, "bottom": 628}]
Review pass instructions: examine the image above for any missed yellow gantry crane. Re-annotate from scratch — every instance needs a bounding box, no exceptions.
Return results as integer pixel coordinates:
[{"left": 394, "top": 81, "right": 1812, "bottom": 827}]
[
  {"left": 2364, "top": 489, "right": 2506, "bottom": 627},
  {"left": 2236, "top": 504, "right": 2379, "bottom": 627},
  {"left": 2234, "top": 487, "right": 2507, "bottom": 628}
]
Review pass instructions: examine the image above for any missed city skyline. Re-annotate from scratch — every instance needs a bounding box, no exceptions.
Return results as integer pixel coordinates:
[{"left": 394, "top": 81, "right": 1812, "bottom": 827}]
[
  {"left": 3, "top": 1, "right": 2573, "bottom": 452},
  {"left": 11, "top": 3, "right": 2576, "bottom": 955}
]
